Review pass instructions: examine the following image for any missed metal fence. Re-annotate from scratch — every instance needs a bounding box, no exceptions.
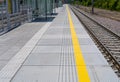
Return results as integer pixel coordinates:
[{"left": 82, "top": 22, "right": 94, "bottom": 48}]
[
  {"left": 0, "top": 0, "right": 62, "bottom": 35},
  {"left": 0, "top": 0, "right": 28, "bottom": 34}
]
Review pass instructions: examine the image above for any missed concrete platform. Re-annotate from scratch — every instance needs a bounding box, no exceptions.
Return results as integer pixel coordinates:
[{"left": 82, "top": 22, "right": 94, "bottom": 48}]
[
  {"left": 0, "top": 22, "right": 46, "bottom": 71},
  {"left": 0, "top": 5, "right": 119, "bottom": 82}
]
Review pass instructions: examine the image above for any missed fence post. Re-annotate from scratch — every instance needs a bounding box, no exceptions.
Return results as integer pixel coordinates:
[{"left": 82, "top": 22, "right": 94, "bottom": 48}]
[
  {"left": 45, "top": 0, "right": 47, "bottom": 20},
  {"left": 1, "top": 3, "right": 4, "bottom": 31},
  {"left": 6, "top": 0, "right": 11, "bottom": 32}
]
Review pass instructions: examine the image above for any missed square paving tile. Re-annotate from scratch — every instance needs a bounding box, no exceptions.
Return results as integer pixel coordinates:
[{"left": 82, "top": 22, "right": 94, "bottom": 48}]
[
  {"left": 62, "top": 38, "right": 73, "bottom": 45},
  {"left": 80, "top": 45, "right": 101, "bottom": 54},
  {"left": 41, "top": 35, "right": 63, "bottom": 39},
  {"left": 61, "top": 46, "right": 74, "bottom": 54},
  {"left": 78, "top": 38, "right": 95, "bottom": 45},
  {"left": 32, "top": 46, "right": 61, "bottom": 53},
  {"left": 45, "top": 29, "right": 63, "bottom": 34},
  {"left": 37, "top": 39, "right": 62, "bottom": 46},
  {"left": 82, "top": 53, "right": 108, "bottom": 65},
  {"left": 77, "top": 34, "right": 91, "bottom": 39},
  {"left": 11, "top": 66, "right": 59, "bottom": 82},
  {"left": 87, "top": 66, "right": 119, "bottom": 82},
  {"left": 0, "top": 60, "right": 8, "bottom": 70},
  {"left": 24, "top": 53, "right": 60, "bottom": 65},
  {"left": 75, "top": 28, "right": 88, "bottom": 34}
]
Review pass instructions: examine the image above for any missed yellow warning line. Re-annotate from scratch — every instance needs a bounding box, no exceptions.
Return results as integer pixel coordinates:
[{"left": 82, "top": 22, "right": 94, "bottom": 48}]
[{"left": 66, "top": 5, "right": 91, "bottom": 82}]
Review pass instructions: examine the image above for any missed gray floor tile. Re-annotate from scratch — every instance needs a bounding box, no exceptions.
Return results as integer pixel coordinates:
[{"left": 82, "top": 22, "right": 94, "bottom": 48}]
[
  {"left": 80, "top": 45, "right": 101, "bottom": 54},
  {"left": 0, "top": 61, "right": 8, "bottom": 70},
  {"left": 87, "top": 66, "right": 120, "bottom": 82},
  {"left": 78, "top": 38, "right": 95, "bottom": 45},
  {"left": 24, "top": 53, "right": 60, "bottom": 65},
  {"left": 32, "top": 46, "right": 61, "bottom": 53},
  {"left": 37, "top": 39, "right": 62, "bottom": 46},
  {"left": 83, "top": 53, "right": 108, "bottom": 65},
  {"left": 41, "top": 35, "right": 63, "bottom": 39},
  {"left": 11, "top": 66, "right": 59, "bottom": 82}
]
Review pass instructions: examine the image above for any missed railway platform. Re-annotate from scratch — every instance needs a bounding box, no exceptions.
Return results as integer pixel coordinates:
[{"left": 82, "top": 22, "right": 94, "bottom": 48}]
[{"left": 0, "top": 5, "right": 119, "bottom": 82}]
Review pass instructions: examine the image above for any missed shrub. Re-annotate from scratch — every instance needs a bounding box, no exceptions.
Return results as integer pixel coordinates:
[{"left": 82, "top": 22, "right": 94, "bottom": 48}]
[
  {"left": 72, "top": 0, "right": 120, "bottom": 11},
  {"left": 116, "top": 1, "right": 120, "bottom": 11}
]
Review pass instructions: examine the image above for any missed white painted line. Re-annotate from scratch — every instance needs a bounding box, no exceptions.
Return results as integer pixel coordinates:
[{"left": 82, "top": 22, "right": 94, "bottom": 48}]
[{"left": 0, "top": 22, "right": 52, "bottom": 82}]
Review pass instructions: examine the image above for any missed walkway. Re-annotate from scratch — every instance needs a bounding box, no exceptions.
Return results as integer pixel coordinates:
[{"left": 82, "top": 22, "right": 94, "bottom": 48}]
[{"left": 0, "top": 5, "right": 119, "bottom": 82}]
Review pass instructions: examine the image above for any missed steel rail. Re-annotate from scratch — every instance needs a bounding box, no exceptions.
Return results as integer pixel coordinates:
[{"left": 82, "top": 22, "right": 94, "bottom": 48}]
[{"left": 70, "top": 5, "right": 120, "bottom": 77}]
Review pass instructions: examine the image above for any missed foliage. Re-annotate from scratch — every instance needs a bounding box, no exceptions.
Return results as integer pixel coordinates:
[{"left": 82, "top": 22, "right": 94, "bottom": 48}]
[{"left": 72, "top": 0, "right": 120, "bottom": 11}]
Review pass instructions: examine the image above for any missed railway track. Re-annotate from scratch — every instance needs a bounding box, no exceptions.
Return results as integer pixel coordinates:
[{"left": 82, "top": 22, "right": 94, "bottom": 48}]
[{"left": 70, "top": 5, "right": 120, "bottom": 77}]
